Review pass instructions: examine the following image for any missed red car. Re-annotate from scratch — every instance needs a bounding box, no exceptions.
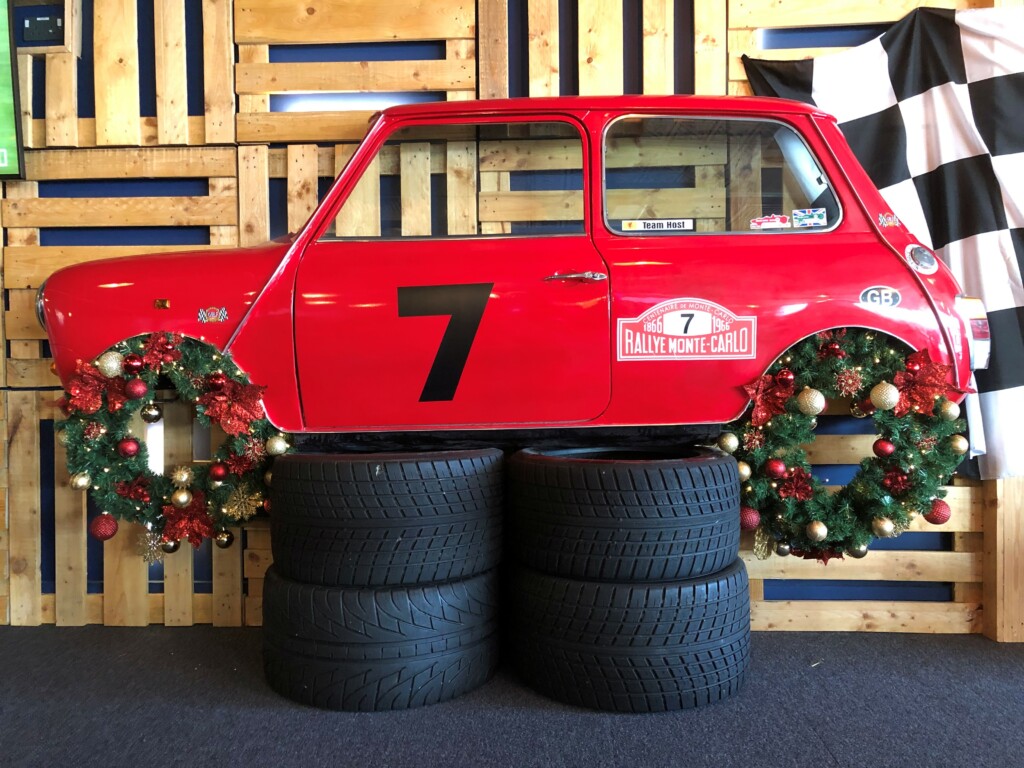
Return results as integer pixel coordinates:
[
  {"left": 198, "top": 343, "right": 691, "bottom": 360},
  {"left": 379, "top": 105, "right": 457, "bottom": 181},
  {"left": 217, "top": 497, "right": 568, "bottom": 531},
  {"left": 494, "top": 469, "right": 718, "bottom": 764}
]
[{"left": 38, "top": 96, "right": 989, "bottom": 439}]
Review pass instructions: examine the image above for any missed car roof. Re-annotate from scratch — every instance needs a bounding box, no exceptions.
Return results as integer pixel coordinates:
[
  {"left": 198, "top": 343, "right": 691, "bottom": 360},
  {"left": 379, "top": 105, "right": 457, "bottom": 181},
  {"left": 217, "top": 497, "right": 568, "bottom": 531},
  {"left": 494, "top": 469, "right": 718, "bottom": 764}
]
[{"left": 379, "top": 94, "right": 828, "bottom": 121}]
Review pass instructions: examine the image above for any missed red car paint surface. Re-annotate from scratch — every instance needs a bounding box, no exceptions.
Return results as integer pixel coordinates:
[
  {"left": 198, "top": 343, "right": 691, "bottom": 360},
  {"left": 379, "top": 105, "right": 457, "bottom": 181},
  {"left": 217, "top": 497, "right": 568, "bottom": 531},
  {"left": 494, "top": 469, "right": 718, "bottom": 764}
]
[{"left": 39, "top": 96, "right": 984, "bottom": 434}]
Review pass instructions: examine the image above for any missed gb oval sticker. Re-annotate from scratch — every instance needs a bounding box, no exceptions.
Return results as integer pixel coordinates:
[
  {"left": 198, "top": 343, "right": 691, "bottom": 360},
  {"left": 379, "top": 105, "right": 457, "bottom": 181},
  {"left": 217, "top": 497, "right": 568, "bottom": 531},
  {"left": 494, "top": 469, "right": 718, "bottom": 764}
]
[{"left": 859, "top": 286, "right": 901, "bottom": 308}]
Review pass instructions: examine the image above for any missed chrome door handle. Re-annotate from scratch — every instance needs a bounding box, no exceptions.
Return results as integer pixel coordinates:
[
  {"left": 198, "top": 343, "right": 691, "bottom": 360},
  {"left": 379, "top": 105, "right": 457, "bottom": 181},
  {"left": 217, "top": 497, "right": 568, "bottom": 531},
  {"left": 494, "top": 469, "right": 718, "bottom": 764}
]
[{"left": 544, "top": 271, "right": 608, "bottom": 282}]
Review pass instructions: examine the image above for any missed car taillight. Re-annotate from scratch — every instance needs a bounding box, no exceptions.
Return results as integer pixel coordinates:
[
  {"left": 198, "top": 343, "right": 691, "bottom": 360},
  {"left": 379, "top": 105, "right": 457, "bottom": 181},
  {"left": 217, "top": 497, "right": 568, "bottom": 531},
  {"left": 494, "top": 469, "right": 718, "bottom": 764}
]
[{"left": 955, "top": 296, "right": 990, "bottom": 370}]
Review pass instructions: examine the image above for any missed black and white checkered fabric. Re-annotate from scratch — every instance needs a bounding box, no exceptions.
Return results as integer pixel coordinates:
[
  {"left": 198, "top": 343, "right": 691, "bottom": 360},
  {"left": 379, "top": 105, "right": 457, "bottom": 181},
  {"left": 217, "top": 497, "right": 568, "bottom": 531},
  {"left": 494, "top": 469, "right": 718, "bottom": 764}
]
[{"left": 743, "top": 7, "right": 1024, "bottom": 479}]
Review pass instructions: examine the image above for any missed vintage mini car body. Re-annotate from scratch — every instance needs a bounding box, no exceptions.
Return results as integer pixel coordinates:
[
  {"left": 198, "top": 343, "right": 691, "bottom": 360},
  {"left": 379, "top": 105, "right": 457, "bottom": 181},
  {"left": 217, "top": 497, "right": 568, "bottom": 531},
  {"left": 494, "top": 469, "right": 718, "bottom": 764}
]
[{"left": 38, "top": 96, "right": 989, "bottom": 435}]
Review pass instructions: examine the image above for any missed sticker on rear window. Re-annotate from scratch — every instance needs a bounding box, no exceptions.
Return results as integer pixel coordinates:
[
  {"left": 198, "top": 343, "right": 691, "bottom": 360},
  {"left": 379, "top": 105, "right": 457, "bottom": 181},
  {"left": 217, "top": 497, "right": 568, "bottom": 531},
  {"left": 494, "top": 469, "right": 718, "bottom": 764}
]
[
  {"left": 750, "top": 214, "right": 790, "bottom": 230},
  {"left": 618, "top": 298, "right": 757, "bottom": 361},
  {"left": 793, "top": 208, "right": 827, "bottom": 228},
  {"left": 621, "top": 219, "right": 695, "bottom": 232}
]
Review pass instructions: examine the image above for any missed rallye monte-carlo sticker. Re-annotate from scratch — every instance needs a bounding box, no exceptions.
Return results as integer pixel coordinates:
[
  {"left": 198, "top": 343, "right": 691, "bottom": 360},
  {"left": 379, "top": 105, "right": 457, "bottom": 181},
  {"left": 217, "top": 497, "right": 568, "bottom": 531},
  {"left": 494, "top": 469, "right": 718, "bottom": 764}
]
[{"left": 617, "top": 298, "right": 757, "bottom": 360}]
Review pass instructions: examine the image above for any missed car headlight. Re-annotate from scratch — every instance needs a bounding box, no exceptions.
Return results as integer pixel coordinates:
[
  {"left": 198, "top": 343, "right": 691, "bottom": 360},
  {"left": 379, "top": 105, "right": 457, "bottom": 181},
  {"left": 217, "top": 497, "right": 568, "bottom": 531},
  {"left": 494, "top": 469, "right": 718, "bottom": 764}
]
[
  {"left": 36, "top": 280, "right": 47, "bottom": 330},
  {"left": 905, "top": 245, "right": 939, "bottom": 275}
]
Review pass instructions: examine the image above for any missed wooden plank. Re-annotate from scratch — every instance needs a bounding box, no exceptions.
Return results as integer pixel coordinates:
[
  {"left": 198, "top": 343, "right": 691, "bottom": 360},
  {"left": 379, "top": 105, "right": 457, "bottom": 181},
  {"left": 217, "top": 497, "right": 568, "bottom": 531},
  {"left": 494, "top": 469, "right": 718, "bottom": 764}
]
[
  {"left": 234, "top": 0, "right": 475, "bottom": 44},
  {"left": 238, "top": 145, "right": 270, "bottom": 246},
  {"left": 102, "top": 519, "right": 150, "bottom": 626},
  {"left": 446, "top": 141, "right": 477, "bottom": 235},
  {"left": 4, "top": 245, "right": 225, "bottom": 289},
  {"left": 446, "top": 39, "right": 476, "bottom": 102},
  {"left": 212, "top": 526, "right": 243, "bottom": 626},
  {"left": 5, "top": 359, "right": 57, "bottom": 389},
  {"left": 7, "top": 392, "right": 41, "bottom": 625},
  {"left": 245, "top": 520, "right": 272, "bottom": 550},
  {"left": 479, "top": 188, "right": 725, "bottom": 222},
  {"left": 44, "top": 53, "right": 78, "bottom": 147},
  {"left": 984, "top": 478, "right": 1024, "bottom": 641},
  {"left": 237, "top": 60, "right": 475, "bottom": 94},
  {"left": 579, "top": 0, "right": 623, "bottom": 95},
  {"left": 25, "top": 148, "right": 237, "bottom": 180},
  {"left": 244, "top": 548, "right": 271, "bottom": 580},
  {"left": 93, "top": 0, "right": 141, "bottom": 146},
  {"left": 642, "top": 0, "right": 674, "bottom": 95},
  {"left": 237, "top": 111, "right": 377, "bottom": 144},
  {"left": 208, "top": 177, "right": 239, "bottom": 246},
  {"left": 728, "top": 0, "right": 989, "bottom": 29},
  {"left": 478, "top": 0, "right": 509, "bottom": 99},
  {"left": 482, "top": 136, "right": 725, "bottom": 171},
  {"left": 162, "top": 400, "right": 194, "bottom": 626},
  {"left": 17, "top": 55, "right": 33, "bottom": 149},
  {"left": 30, "top": 116, "right": 209, "bottom": 148},
  {"left": 334, "top": 145, "right": 381, "bottom": 237},
  {"left": 1, "top": 196, "right": 237, "bottom": 228},
  {"left": 802, "top": 434, "right": 876, "bottom": 465},
  {"left": 54, "top": 437, "right": 87, "bottom": 625},
  {"left": 244, "top": 585, "right": 263, "bottom": 626},
  {"left": 694, "top": 0, "right": 728, "bottom": 94},
  {"left": 203, "top": 0, "right": 236, "bottom": 144},
  {"left": 287, "top": 144, "right": 320, "bottom": 234},
  {"left": 743, "top": 550, "right": 982, "bottom": 583},
  {"left": 728, "top": 137, "right": 761, "bottom": 231},
  {"left": 752, "top": 600, "right": 981, "bottom": 633},
  {"left": 238, "top": 45, "right": 270, "bottom": 114},
  {"left": 154, "top": 0, "right": 190, "bottom": 145},
  {"left": 6, "top": 289, "right": 45, "bottom": 340},
  {"left": 696, "top": 165, "right": 726, "bottom": 232},
  {"left": 400, "top": 142, "right": 432, "bottom": 236},
  {"left": 528, "top": 0, "right": 560, "bottom": 97}
]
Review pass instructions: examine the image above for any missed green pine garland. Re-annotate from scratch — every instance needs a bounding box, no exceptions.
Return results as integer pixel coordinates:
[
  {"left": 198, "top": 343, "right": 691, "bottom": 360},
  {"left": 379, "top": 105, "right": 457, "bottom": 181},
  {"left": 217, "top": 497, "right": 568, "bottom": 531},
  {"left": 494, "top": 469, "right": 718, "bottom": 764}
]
[
  {"left": 725, "top": 329, "right": 967, "bottom": 561},
  {"left": 56, "top": 332, "right": 289, "bottom": 547}
]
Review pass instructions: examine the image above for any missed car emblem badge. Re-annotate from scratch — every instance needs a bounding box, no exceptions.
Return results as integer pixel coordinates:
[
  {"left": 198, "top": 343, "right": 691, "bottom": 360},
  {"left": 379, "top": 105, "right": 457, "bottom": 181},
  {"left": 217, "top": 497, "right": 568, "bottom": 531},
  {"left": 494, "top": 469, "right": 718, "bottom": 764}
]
[
  {"left": 859, "top": 286, "right": 902, "bottom": 308},
  {"left": 198, "top": 306, "right": 228, "bottom": 323}
]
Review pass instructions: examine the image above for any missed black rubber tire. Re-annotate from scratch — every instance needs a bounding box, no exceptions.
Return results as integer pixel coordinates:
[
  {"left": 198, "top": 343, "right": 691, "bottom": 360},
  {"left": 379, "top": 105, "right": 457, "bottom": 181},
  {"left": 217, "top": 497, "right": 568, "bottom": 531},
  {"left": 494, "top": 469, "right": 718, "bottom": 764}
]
[
  {"left": 508, "top": 559, "right": 750, "bottom": 713},
  {"left": 508, "top": 447, "right": 740, "bottom": 581},
  {"left": 262, "top": 566, "right": 499, "bottom": 711},
  {"left": 269, "top": 449, "right": 503, "bottom": 587}
]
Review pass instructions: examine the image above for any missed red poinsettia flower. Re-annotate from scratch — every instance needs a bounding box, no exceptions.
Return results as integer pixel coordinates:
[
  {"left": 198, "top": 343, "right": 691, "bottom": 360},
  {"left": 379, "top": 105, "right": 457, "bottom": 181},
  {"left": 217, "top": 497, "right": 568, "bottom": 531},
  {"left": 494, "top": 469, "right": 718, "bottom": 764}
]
[
  {"left": 778, "top": 466, "right": 813, "bottom": 501},
  {"left": 743, "top": 374, "right": 794, "bottom": 427},
  {"left": 197, "top": 379, "right": 266, "bottom": 435},
  {"left": 162, "top": 490, "right": 214, "bottom": 548}
]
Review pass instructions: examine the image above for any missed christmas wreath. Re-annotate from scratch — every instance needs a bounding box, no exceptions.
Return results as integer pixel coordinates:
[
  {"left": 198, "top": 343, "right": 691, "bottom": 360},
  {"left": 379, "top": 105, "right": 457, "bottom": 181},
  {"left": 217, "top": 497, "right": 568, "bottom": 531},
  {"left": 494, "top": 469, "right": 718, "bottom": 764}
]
[
  {"left": 56, "top": 332, "right": 290, "bottom": 558},
  {"left": 720, "top": 329, "right": 968, "bottom": 563}
]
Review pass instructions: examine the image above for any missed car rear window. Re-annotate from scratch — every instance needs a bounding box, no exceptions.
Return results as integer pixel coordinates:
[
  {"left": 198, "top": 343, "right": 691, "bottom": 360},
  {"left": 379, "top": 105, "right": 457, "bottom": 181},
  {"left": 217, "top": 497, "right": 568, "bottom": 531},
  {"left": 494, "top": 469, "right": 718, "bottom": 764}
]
[
  {"left": 323, "top": 120, "right": 586, "bottom": 239},
  {"left": 603, "top": 116, "right": 839, "bottom": 235}
]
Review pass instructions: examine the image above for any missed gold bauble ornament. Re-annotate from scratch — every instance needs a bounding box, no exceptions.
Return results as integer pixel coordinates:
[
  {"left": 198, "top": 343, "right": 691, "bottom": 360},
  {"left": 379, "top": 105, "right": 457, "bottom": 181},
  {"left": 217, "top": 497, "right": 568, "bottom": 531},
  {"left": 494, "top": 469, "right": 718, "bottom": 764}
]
[
  {"left": 222, "top": 484, "right": 264, "bottom": 521},
  {"left": 796, "top": 387, "right": 826, "bottom": 416},
  {"left": 846, "top": 542, "right": 869, "bottom": 559},
  {"left": 872, "top": 517, "right": 896, "bottom": 538},
  {"left": 775, "top": 541, "right": 792, "bottom": 557},
  {"left": 717, "top": 432, "right": 739, "bottom": 454},
  {"left": 737, "top": 461, "right": 752, "bottom": 482},
  {"left": 57, "top": 430, "right": 70, "bottom": 446},
  {"left": 70, "top": 471, "right": 92, "bottom": 491},
  {"left": 160, "top": 539, "right": 181, "bottom": 554},
  {"left": 214, "top": 530, "right": 235, "bottom": 549},
  {"left": 140, "top": 403, "right": 163, "bottom": 424},
  {"left": 950, "top": 434, "right": 969, "bottom": 455},
  {"left": 870, "top": 381, "right": 900, "bottom": 411},
  {"left": 907, "top": 509, "right": 921, "bottom": 521},
  {"left": 264, "top": 469, "right": 273, "bottom": 487},
  {"left": 95, "top": 350, "right": 125, "bottom": 378},
  {"left": 170, "top": 465, "right": 194, "bottom": 488},
  {"left": 806, "top": 520, "right": 828, "bottom": 542},
  {"left": 266, "top": 434, "right": 289, "bottom": 456},
  {"left": 938, "top": 400, "right": 961, "bottom": 421},
  {"left": 753, "top": 527, "right": 773, "bottom": 560},
  {"left": 170, "top": 488, "right": 193, "bottom": 508}
]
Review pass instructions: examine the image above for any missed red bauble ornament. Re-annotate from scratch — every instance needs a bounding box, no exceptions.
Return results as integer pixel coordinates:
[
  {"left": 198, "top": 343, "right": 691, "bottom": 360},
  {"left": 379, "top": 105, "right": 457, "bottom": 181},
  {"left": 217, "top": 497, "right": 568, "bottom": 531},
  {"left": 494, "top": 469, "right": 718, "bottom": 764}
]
[
  {"left": 123, "top": 354, "right": 144, "bottom": 374},
  {"left": 872, "top": 439, "right": 896, "bottom": 458},
  {"left": 765, "top": 459, "right": 787, "bottom": 479},
  {"left": 775, "top": 369, "right": 795, "bottom": 386},
  {"left": 117, "top": 438, "right": 140, "bottom": 458},
  {"left": 208, "top": 462, "right": 229, "bottom": 481},
  {"left": 88, "top": 514, "right": 118, "bottom": 541},
  {"left": 263, "top": 498, "right": 272, "bottom": 513},
  {"left": 125, "top": 378, "right": 148, "bottom": 400},
  {"left": 924, "top": 498, "right": 952, "bottom": 525},
  {"left": 207, "top": 371, "right": 229, "bottom": 391},
  {"left": 739, "top": 506, "right": 761, "bottom": 531}
]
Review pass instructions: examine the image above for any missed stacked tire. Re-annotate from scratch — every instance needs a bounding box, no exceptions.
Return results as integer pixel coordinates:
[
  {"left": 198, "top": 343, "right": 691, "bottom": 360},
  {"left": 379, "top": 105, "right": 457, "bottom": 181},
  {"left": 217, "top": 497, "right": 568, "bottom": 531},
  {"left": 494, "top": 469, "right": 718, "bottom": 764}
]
[
  {"left": 506, "top": 447, "right": 750, "bottom": 712},
  {"left": 263, "top": 449, "right": 503, "bottom": 711}
]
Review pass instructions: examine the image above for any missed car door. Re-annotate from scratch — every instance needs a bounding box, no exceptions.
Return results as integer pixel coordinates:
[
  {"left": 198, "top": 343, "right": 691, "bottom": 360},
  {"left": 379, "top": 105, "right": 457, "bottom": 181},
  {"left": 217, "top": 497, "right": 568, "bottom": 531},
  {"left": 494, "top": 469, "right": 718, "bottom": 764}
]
[{"left": 293, "top": 115, "right": 611, "bottom": 430}]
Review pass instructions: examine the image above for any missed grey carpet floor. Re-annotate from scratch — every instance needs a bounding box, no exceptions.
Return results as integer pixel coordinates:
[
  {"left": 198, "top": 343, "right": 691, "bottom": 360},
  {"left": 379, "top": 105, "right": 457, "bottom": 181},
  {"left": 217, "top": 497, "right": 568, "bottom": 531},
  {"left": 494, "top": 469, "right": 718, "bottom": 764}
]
[{"left": 1, "top": 627, "right": 1022, "bottom": 768}]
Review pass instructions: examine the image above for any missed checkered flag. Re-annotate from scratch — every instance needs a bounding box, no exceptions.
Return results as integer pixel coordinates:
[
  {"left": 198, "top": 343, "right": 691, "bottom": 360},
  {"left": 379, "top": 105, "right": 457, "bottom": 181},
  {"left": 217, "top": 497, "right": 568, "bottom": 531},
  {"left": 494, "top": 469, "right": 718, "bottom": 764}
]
[{"left": 743, "top": 7, "right": 1024, "bottom": 479}]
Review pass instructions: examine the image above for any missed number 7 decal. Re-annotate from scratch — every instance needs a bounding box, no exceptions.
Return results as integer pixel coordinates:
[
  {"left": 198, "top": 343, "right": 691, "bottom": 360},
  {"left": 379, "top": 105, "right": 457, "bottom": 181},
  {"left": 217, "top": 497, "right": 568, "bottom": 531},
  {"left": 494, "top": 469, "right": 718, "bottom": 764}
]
[{"left": 397, "top": 283, "right": 493, "bottom": 402}]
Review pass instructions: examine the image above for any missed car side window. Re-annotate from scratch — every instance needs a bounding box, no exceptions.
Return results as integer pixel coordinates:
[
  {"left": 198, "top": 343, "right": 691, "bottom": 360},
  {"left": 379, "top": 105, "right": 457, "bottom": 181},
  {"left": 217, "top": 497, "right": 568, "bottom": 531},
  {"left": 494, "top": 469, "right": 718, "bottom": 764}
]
[
  {"left": 322, "top": 120, "right": 585, "bottom": 240},
  {"left": 603, "top": 116, "right": 840, "bottom": 235}
]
